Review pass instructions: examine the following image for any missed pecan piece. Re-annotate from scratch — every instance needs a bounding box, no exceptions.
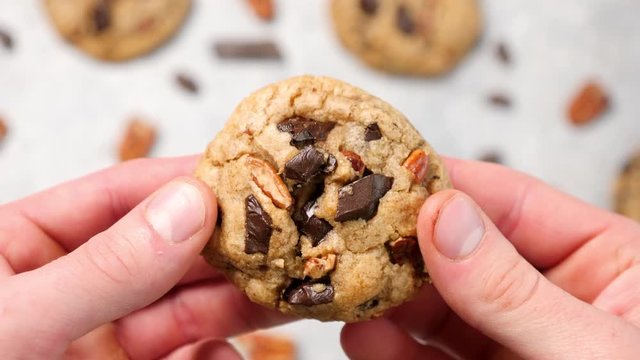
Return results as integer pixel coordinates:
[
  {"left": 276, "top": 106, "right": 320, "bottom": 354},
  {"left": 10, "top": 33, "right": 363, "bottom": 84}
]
[
  {"left": 247, "top": 156, "right": 293, "bottom": 210},
  {"left": 118, "top": 119, "right": 156, "bottom": 161},
  {"left": 568, "top": 82, "right": 610, "bottom": 126},
  {"left": 248, "top": 0, "right": 274, "bottom": 21},
  {"left": 303, "top": 254, "right": 337, "bottom": 279},
  {"left": 402, "top": 149, "right": 429, "bottom": 183},
  {"left": 340, "top": 150, "right": 365, "bottom": 176}
]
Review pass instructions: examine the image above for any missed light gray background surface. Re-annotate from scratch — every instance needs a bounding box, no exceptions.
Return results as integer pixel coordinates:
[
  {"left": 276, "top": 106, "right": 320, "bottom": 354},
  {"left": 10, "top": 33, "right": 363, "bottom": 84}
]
[{"left": 0, "top": 0, "right": 639, "bottom": 358}]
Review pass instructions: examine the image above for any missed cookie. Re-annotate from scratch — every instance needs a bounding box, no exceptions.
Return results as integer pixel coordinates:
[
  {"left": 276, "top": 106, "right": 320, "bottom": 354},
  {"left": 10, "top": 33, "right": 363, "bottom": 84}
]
[
  {"left": 44, "top": 0, "right": 191, "bottom": 61},
  {"left": 331, "top": 0, "right": 482, "bottom": 75},
  {"left": 196, "top": 76, "right": 451, "bottom": 322},
  {"left": 615, "top": 151, "right": 640, "bottom": 222}
]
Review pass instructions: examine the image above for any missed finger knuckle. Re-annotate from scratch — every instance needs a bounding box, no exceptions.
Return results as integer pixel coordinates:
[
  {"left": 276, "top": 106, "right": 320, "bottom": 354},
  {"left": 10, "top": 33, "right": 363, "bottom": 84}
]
[
  {"left": 480, "top": 256, "right": 541, "bottom": 314},
  {"left": 80, "top": 231, "right": 139, "bottom": 287}
]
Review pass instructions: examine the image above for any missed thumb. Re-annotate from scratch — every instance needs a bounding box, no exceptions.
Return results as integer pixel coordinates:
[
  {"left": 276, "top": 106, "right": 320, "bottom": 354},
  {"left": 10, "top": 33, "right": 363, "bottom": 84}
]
[
  {"left": 419, "top": 190, "right": 640, "bottom": 359},
  {"left": 5, "top": 177, "right": 216, "bottom": 350}
]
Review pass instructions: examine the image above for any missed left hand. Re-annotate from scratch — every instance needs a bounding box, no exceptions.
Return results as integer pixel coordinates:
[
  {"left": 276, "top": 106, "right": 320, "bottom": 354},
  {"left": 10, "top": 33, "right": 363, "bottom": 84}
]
[{"left": 0, "top": 156, "right": 289, "bottom": 359}]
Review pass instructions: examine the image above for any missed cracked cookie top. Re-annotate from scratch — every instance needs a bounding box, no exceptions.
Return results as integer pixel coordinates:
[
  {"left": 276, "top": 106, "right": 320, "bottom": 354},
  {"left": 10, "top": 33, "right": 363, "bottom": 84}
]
[{"left": 196, "top": 75, "right": 450, "bottom": 321}]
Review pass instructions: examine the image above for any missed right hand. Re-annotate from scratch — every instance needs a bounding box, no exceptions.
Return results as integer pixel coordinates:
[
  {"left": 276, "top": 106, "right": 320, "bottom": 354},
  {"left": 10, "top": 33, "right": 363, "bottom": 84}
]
[{"left": 342, "top": 158, "right": 640, "bottom": 359}]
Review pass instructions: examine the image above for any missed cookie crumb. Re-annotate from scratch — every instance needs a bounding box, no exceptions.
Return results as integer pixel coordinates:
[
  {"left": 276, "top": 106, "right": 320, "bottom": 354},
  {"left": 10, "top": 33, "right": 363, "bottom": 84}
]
[
  {"left": 0, "top": 28, "right": 13, "bottom": 50},
  {"left": 175, "top": 72, "right": 199, "bottom": 94},
  {"left": 118, "top": 118, "right": 156, "bottom": 161},
  {"left": 238, "top": 333, "right": 296, "bottom": 360},
  {"left": 247, "top": 0, "right": 274, "bottom": 22},
  {"left": 568, "top": 81, "right": 610, "bottom": 126}
]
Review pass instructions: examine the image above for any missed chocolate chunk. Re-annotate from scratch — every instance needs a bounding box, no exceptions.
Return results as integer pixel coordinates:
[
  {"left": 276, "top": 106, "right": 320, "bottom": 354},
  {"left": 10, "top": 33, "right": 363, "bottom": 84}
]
[
  {"left": 302, "top": 216, "right": 333, "bottom": 246},
  {"left": 284, "top": 146, "right": 327, "bottom": 182},
  {"left": 387, "top": 237, "right": 423, "bottom": 268},
  {"left": 277, "top": 117, "right": 336, "bottom": 149},
  {"left": 478, "top": 152, "right": 503, "bottom": 164},
  {"left": 496, "top": 42, "right": 511, "bottom": 65},
  {"left": 323, "top": 154, "right": 337, "bottom": 174},
  {"left": 396, "top": 6, "right": 415, "bottom": 34},
  {"left": 358, "top": 298, "right": 379, "bottom": 311},
  {"left": 93, "top": 1, "right": 111, "bottom": 32},
  {"left": 244, "top": 195, "right": 273, "bottom": 254},
  {"left": 488, "top": 93, "right": 512, "bottom": 108},
  {"left": 175, "top": 73, "right": 199, "bottom": 94},
  {"left": 214, "top": 40, "right": 282, "bottom": 60},
  {"left": 0, "top": 29, "right": 13, "bottom": 50},
  {"left": 364, "top": 123, "right": 382, "bottom": 141},
  {"left": 360, "top": 0, "right": 378, "bottom": 15},
  {"left": 283, "top": 282, "right": 335, "bottom": 306},
  {"left": 335, "top": 174, "right": 393, "bottom": 222}
]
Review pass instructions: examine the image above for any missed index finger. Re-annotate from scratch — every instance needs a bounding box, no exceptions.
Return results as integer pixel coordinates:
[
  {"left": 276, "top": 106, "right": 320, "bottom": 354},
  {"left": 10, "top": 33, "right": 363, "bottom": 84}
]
[{"left": 444, "top": 157, "right": 619, "bottom": 268}]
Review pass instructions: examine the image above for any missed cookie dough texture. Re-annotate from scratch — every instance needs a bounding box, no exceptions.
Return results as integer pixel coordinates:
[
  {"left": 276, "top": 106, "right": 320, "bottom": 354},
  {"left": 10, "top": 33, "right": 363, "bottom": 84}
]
[
  {"left": 615, "top": 151, "right": 640, "bottom": 222},
  {"left": 196, "top": 76, "right": 451, "bottom": 322},
  {"left": 331, "top": 0, "right": 482, "bottom": 75},
  {"left": 44, "top": 0, "right": 191, "bottom": 61}
]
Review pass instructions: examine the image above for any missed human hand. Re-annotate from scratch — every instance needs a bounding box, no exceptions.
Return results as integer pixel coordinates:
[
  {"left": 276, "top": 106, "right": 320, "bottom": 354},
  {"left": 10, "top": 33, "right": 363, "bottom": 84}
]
[
  {"left": 0, "top": 157, "right": 288, "bottom": 359},
  {"left": 342, "top": 158, "right": 640, "bottom": 359}
]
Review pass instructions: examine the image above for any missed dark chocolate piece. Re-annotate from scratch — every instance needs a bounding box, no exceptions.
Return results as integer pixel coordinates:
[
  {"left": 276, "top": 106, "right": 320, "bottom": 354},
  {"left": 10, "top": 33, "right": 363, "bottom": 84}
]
[
  {"left": 358, "top": 298, "right": 379, "bottom": 311},
  {"left": 214, "top": 40, "right": 282, "bottom": 60},
  {"left": 396, "top": 6, "right": 415, "bottom": 34},
  {"left": 284, "top": 146, "right": 327, "bottom": 182},
  {"left": 176, "top": 73, "right": 199, "bottom": 94},
  {"left": 488, "top": 93, "right": 512, "bottom": 108},
  {"left": 360, "top": 0, "right": 378, "bottom": 15},
  {"left": 335, "top": 174, "right": 393, "bottom": 222},
  {"left": 277, "top": 117, "right": 336, "bottom": 149},
  {"left": 0, "top": 29, "right": 13, "bottom": 50},
  {"left": 364, "top": 123, "right": 382, "bottom": 141},
  {"left": 284, "top": 282, "right": 335, "bottom": 306},
  {"left": 93, "top": 1, "right": 111, "bottom": 32},
  {"left": 323, "top": 154, "right": 337, "bottom": 174},
  {"left": 496, "top": 42, "right": 511, "bottom": 65},
  {"left": 478, "top": 152, "right": 503, "bottom": 164},
  {"left": 244, "top": 195, "right": 273, "bottom": 254},
  {"left": 302, "top": 216, "right": 333, "bottom": 246}
]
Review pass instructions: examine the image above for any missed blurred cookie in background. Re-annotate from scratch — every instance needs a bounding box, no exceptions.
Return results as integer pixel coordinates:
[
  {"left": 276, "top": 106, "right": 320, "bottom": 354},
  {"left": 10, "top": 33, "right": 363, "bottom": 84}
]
[
  {"left": 615, "top": 151, "right": 640, "bottom": 222},
  {"left": 44, "top": 0, "right": 191, "bottom": 61},
  {"left": 330, "top": 0, "right": 482, "bottom": 76}
]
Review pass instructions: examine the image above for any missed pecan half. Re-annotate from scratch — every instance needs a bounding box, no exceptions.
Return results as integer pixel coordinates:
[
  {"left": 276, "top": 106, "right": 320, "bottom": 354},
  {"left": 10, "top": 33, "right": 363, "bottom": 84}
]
[{"left": 247, "top": 156, "right": 293, "bottom": 210}]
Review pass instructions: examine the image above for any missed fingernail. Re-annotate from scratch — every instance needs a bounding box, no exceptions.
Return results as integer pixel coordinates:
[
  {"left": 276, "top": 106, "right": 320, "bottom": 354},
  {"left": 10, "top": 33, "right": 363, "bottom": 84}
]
[
  {"left": 145, "top": 181, "right": 205, "bottom": 244},
  {"left": 434, "top": 195, "right": 485, "bottom": 259}
]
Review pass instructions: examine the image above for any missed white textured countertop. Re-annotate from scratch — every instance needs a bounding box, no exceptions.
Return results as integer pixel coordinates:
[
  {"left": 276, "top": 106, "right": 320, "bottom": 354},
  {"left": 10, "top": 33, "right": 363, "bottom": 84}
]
[{"left": 1, "top": 0, "right": 639, "bottom": 358}]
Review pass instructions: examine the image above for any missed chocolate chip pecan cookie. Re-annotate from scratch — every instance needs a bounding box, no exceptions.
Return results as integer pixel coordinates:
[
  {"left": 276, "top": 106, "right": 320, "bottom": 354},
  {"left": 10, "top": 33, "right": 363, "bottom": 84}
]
[
  {"left": 615, "top": 151, "right": 640, "bottom": 222},
  {"left": 331, "top": 0, "right": 482, "bottom": 75},
  {"left": 196, "top": 76, "right": 451, "bottom": 322},
  {"left": 44, "top": 0, "right": 191, "bottom": 61}
]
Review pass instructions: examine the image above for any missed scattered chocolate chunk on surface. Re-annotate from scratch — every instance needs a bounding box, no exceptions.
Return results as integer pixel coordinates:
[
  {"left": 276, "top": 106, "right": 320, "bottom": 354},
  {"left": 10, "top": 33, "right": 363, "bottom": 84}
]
[
  {"left": 488, "top": 93, "right": 512, "bottom": 108},
  {"left": 214, "top": 40, "right": 282, "bottom": 60},
  {"left": 284, "top": 146, "right": 327, "bottom": 182},
  {"left": 247, "top": 0, "right": 274, "bottom": 22},
  {"left": 496, "top": 42, "right": 511, "bottom": 65},
  {"left": 92, "top": 1, "right": 111, "bottom": 32},
  {"left": 175, "top": 73, "right": 199, "bottom": 94},
  {"left": 118, "top": 119, "right": 156, "bottom": 161},
  {"left": 396, "top": 6, "right": 415, "bottom": 34},
  {"left": 568, "top": 81, "right": 610, "bottom": 126},
  {"left": 336, "top": 174, "right": 393, "bottom": 222},
  {"left": 277, "top": 117, "right": 336, "bottom": 149},
  {"left": 245, "top": 195, "right": 273, "bottom": 254},
  {"left": 284, "top": 281, "right": 335, "bottom": 306},
  {"left": 478, "top": 152, "right": 503, "bottom": 164},
  {"left": 364, "top": 123, "right": 382, "bottom": 141},
  {"left": 0, "top": 29, "right": 13, "bottom": 50},
  {"left": 360, "top": 0, "right": 378, "bottom": 15}
]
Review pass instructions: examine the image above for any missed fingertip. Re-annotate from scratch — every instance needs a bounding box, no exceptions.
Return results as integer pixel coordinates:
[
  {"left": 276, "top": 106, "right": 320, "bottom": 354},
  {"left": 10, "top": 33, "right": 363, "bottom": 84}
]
[{"left": 417, "top": 189, "right": 464, "bottom": 256}]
